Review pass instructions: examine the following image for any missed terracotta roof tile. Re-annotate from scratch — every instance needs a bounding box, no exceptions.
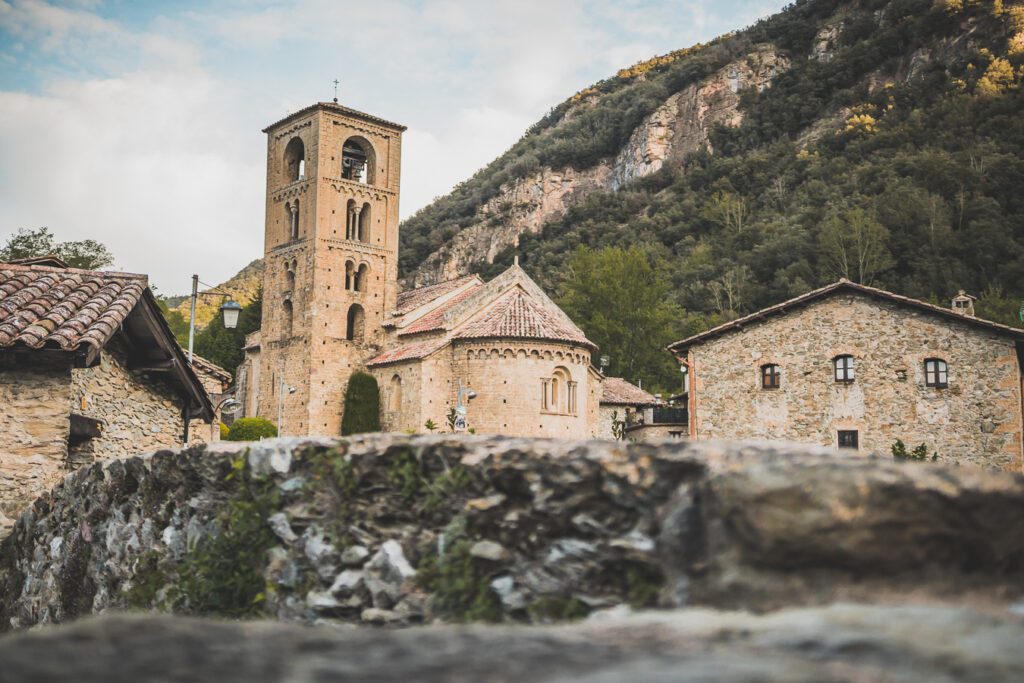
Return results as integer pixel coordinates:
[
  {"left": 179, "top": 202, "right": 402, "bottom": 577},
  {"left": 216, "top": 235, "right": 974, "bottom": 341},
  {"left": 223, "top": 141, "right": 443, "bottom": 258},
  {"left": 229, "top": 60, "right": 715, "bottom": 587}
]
[
  {"left": 669, "top": 279, "right": 1024, "bottom": 351},
  {"left": 394, "top": 275, "right": 480, "bottom": 316},
  {"left": 399, "top": 284, "right": 482, "bottom": 336},
  {"left": 600, "top": 377, "right": 660, "bottom": 406},
  {"left": 0, "top": 263, "right": 147, "bottom": 352},
  {"left": 367, "top": 338, "right": 448, "bottom": 367},
  {"left": 453, "top": 287, "right": 596, "bottom": 349}
]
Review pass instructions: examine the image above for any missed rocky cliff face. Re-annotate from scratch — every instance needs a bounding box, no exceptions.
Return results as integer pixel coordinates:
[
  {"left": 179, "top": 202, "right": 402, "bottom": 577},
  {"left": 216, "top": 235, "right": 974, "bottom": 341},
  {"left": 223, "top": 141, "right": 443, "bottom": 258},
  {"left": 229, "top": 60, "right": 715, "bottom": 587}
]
[
  {"left": 408, "top": 47, "right": 788, "bottom": 287},
  {"left": 3, "top": 435, "right": 1023, "bottom": 632}
]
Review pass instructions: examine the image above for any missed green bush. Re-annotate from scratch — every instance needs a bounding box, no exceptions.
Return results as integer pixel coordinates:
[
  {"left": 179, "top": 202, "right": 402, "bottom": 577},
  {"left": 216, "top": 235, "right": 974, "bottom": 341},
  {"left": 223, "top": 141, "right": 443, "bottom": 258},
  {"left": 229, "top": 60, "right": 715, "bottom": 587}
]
[
  {"left": 226, "top": 417, "right": 278, "bottom": 441},
  {"left": 891, "top": 439, "right": 937, "bottom": 461},
  {"left": 219, "top": 422, "right": 230, "bottom": 440},
  {"left": 341, "top": 372, "right": 381, "bottom": 436}
]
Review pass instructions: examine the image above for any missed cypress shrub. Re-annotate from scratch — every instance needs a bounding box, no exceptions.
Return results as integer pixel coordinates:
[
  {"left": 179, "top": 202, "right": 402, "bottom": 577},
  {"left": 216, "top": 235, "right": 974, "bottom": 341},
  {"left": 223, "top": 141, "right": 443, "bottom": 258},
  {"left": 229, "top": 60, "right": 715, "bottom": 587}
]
[
  {"left": 226, "top": 417, "right": 278, "bottom": 441},
  {"left": 341, "top": 371, "right": 381, "bottom": 435}
]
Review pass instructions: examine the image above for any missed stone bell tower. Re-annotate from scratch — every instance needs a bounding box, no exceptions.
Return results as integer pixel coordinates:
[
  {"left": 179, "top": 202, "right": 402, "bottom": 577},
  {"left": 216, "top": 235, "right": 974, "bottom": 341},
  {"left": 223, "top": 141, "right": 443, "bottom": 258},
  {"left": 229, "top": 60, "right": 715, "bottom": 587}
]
[{"left": 257, "top": 101, "right": 405, "bottom": 436}]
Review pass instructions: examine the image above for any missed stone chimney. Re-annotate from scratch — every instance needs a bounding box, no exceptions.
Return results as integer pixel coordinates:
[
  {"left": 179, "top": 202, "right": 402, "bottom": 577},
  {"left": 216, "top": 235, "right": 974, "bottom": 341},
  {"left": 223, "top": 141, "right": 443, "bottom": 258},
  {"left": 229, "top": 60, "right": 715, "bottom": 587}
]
[{"left": 951, "top": 290, "right": 976, "bottom": 317}]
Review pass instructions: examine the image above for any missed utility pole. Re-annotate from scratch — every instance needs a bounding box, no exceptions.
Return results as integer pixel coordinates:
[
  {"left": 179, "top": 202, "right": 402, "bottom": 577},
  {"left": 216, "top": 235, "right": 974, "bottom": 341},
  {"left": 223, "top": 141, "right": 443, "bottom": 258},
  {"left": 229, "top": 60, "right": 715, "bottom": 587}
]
[{"left": 187, "top": 274, "right": 198, "bottom": 363}]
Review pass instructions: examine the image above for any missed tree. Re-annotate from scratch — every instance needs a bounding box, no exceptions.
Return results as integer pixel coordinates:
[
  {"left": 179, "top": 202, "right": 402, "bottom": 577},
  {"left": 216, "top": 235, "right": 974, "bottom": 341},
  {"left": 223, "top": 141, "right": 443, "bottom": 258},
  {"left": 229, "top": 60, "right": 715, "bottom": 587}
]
[
  {"left": 818, "top": 206, "right": 893, "bottom": 285},
  {"left": 702, "top": 191, "right": 749, "bottom": 234},
  {"left": 557, "top": 245, "right": 683, "bottom": 392},
  {"left": 156, "top": 297, "right": 191, "bottom": 348},
  {"left": 341, "top": 372, "right": 381, "bottom": 436},
  {"left": 0, "top": 227, "right": 114, "bottom": 269}
]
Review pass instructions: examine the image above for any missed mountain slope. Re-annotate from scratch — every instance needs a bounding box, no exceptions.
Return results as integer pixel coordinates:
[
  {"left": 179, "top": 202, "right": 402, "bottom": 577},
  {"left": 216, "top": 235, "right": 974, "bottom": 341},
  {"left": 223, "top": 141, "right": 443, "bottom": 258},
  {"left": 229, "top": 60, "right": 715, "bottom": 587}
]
[
  {"left": 399, "top": 0, "right": 1024, "bottom": 325},
  {"left": 170, "top": 259, "right": 263, "bottom": 330}
]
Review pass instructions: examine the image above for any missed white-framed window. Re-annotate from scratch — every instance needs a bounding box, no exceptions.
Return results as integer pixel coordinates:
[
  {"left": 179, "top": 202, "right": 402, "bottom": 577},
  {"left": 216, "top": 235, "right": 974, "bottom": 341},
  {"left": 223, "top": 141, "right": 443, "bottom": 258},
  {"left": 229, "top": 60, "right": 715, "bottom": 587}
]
[
  {"left": 924, "top": 358, "right": 948, "bottom": 388},
  {"left": 833, "top": 355, "right": 855, "bottom": 383}
]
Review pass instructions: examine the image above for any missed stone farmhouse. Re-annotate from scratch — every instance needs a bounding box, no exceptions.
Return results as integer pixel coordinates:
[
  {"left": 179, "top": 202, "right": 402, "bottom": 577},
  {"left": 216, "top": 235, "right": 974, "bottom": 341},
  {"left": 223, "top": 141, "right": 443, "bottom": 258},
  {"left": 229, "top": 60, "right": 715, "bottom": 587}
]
[
  {"left": 0, "top": 258, "right": 216, "bottom": 533},
  {"left": 668, "top": 280, "right": 1024, "bottom": 471},
  {"left": 233, "top": 100, "right": 657, "bottom": 438}
]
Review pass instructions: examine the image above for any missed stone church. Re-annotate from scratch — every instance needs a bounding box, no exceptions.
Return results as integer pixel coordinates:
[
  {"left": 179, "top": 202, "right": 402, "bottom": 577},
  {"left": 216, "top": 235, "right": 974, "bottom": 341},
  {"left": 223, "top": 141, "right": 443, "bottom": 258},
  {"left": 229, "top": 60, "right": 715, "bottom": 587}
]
[{"left": 235, "top": 101, "right": 633, "bottom": 438}]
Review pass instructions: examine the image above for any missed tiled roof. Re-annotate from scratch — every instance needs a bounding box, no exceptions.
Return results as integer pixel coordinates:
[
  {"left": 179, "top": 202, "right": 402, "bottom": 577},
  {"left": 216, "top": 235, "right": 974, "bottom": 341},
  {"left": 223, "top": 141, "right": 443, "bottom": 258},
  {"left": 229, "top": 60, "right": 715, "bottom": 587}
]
[
  {"left": 600, "top": 377, "right": 660, "bottom": 406},
  {"left": 399, "top": 284, "right": 483, "bottom": 336},
  {"left": 668, "top": 279, "right": 1024, "bottom": 352},
  {"left": 0, "top": 263, "right": 147, "bottom": 351},
  {"left": 394, "top": 275, "right": 480, "bottom": 316},
  {"left": 263, "top": 101, "right": 406, "bottom": 133},
  {"left": 453, "top": 286, "right": 596, "bottom": 349},
  {"left": 367, "top": 338, "right": 448, "bottom": 367},
  {"left": 191, "top": 354, "right": 232, "bottom": 384}
]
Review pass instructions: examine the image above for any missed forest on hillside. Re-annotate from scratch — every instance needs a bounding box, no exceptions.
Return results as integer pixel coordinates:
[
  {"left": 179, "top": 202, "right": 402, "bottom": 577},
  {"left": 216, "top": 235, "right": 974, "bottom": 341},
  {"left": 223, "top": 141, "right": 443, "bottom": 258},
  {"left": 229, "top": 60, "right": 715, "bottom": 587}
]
[{"left": 399, "top": 0, "right": 1024, "bottom": 388}]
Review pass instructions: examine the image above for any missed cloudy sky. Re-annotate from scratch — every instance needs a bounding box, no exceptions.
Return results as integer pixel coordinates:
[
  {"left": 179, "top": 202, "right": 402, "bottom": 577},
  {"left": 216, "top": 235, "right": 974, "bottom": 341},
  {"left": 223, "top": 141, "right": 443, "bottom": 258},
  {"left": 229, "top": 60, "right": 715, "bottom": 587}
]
[{"left": 0, "top": 0, "right": 784, "bottom": 293}]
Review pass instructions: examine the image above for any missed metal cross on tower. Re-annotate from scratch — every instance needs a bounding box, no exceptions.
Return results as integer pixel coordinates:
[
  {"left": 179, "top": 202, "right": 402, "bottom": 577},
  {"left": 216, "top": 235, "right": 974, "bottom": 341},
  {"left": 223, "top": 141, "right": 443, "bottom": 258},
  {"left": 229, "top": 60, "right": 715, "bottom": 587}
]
[{"left": 333, "top": 79, "right": 339, "bottom": 103}]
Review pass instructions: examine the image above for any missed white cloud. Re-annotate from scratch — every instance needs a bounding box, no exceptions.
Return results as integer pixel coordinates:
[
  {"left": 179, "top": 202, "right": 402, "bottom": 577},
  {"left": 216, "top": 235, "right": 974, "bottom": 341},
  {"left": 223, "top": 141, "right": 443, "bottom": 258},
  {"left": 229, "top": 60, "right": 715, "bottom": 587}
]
[
  {"left": 0, "top": 71, "right": 264, "bottom": 292},
  {"left": 0, "top": 0, "right": 787, "bottom": 293}
]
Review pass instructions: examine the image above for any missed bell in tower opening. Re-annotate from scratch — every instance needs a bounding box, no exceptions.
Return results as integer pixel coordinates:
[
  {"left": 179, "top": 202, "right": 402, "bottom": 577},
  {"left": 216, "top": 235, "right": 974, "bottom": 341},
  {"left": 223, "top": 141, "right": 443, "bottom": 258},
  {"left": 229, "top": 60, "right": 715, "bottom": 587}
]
[{"left": 342, "top": 138, "right": 370, "bottom": 183}]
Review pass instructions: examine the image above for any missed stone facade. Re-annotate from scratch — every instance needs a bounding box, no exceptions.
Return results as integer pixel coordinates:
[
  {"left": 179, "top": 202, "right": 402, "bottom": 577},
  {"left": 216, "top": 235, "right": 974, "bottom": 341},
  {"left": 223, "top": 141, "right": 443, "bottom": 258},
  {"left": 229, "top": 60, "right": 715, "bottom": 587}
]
[
  {"left": 677, "top": 290, "right": 1024, "bottom": 471},
  {"left": 240, "top": 101, "right": 618, "bottom": 440},
  {"left": 0, "top": 344, "right": 190, "bottom": 536},
  {"left": 373, "top": 340, "right": 599, "bottom": 439},
  {"left": 256, "top": 102, "right": 404, "bottom": 437},
  {"left": 0, "top": 358, "right": 71, "bottom": 533}
]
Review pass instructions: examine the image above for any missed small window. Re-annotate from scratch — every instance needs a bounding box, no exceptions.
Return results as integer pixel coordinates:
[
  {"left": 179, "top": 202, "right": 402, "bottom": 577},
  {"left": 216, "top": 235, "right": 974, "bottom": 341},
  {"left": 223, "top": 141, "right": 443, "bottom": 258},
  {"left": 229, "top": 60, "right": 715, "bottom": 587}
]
[
  {"left": 761, "top": 363, "right": 781, "bottom": 389},
  {"left": 282, "top": 300, "right": 293, "bottom": 337},
  {"left": 834, "top": 355, "right": 855, "bottom": 383},
  {"left": 838, "top": 430, "right": 859, "bottom": 449},
  {"left": 346, "top": 303, "right": 365, "bottom": 342},
  {"left": 389, "top": 374, "right": 402, "bottom": 412},
  {"left": 924, "top": 358, "right": 948, "bottom": 388}
]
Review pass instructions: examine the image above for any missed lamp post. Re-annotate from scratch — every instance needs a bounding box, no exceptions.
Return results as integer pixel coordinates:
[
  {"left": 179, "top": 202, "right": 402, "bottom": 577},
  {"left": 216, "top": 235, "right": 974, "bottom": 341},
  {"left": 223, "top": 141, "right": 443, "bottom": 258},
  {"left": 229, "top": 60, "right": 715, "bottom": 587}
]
[
  {"left": 186, "top": 273, "right": 243, "bottom": 364},
  {"left": 277, "top": 367, "right": 296, "bottom": 437},
  {"left": 455, "top": 379, "right": 477, "bottom": 432}
]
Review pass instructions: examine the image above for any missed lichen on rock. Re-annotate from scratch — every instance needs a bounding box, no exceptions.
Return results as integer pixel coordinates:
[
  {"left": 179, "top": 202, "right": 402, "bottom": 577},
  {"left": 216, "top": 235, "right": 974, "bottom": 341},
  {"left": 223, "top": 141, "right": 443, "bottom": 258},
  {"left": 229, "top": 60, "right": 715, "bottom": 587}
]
[{"left": 2, "top": 435, "right": 1024, "bottom": 632}]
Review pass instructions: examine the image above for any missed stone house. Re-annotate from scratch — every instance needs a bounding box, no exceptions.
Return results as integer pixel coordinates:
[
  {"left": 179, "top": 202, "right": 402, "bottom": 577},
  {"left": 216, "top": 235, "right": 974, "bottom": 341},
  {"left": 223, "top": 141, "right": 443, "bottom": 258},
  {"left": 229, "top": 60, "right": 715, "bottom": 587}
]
[
  {"left": 235, "top": 100, "right": 619, "bottom": 439},
  {"left": 188, "top": 354, "right": 233, "bottom": 443},
  {"left": 0, "top": 259, "right": 214, "bottom": 533},
  {"left": 597, "top": 377, "right": 663, "bottom": 440},
  {"left": 668, "top": 280, "right": 1024, "bottom": 471}
]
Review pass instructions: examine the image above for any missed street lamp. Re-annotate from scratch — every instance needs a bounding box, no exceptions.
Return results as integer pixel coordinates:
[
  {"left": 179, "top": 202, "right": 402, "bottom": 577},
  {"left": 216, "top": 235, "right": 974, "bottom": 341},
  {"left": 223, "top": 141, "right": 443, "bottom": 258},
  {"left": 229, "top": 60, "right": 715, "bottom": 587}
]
[
  {"left": 186, "top": 273, "right": 243, "bottom": 364},
  {"left": 455, "top": 380, "right": 477, "bottom": 432},
  {"left": 220, "top": 300, "right": 243, "bottom": 329}
]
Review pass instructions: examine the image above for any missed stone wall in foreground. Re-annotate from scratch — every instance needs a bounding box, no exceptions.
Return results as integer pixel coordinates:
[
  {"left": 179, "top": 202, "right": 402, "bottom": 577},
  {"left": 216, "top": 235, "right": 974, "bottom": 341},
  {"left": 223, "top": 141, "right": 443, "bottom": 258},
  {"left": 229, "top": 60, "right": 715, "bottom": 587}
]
[{"left": 2, "top": 435, "right": 1024, "bottom": 632}]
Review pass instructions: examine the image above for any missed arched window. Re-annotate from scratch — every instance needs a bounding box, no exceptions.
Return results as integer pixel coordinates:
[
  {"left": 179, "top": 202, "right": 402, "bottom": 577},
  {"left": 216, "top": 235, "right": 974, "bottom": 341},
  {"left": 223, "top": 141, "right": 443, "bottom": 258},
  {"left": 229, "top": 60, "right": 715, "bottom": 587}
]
[
  {"left": 341, "top": 136, "right": 376, "bottom": 185},
  {"left": 282, "top": 300, "right": 293, "bottom": 337},
  {"left": 355, "top": 264, "right": 369, "bottom": 292},
  {"left": 924, "top": 358, "right": 948, "bottom": 388},
  {"left": 389, "top": 374, "right": 402, "bottom": 412},
  {"left": 542, "top": 367, "right": 575, "bottom": 414},
  {"left": 359, "top": 202, "right": 371, "bottom": 242},
  {"left": 833, "top": 355, "right": 855, "bottom": 383},
  {"left": 344, "top": 260, "right": 354, "bottom": 290},
  {"left": 283, "top": 137, "right": 305, "bottom": 183},
  {"left": 345, "top": 199, "right": 357, "bottom": 240},
  {"left": 346, "top": 303, "right": 365, "bottom": 342},
  {"left": 286, "top": 268, "right": 295, "bottom": 292},
  {"left": 761, "top": 363, "right": 781, "bottom": 389},
  {"left": 287, "top": 199, "right": 299, "bottom": 240}
]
